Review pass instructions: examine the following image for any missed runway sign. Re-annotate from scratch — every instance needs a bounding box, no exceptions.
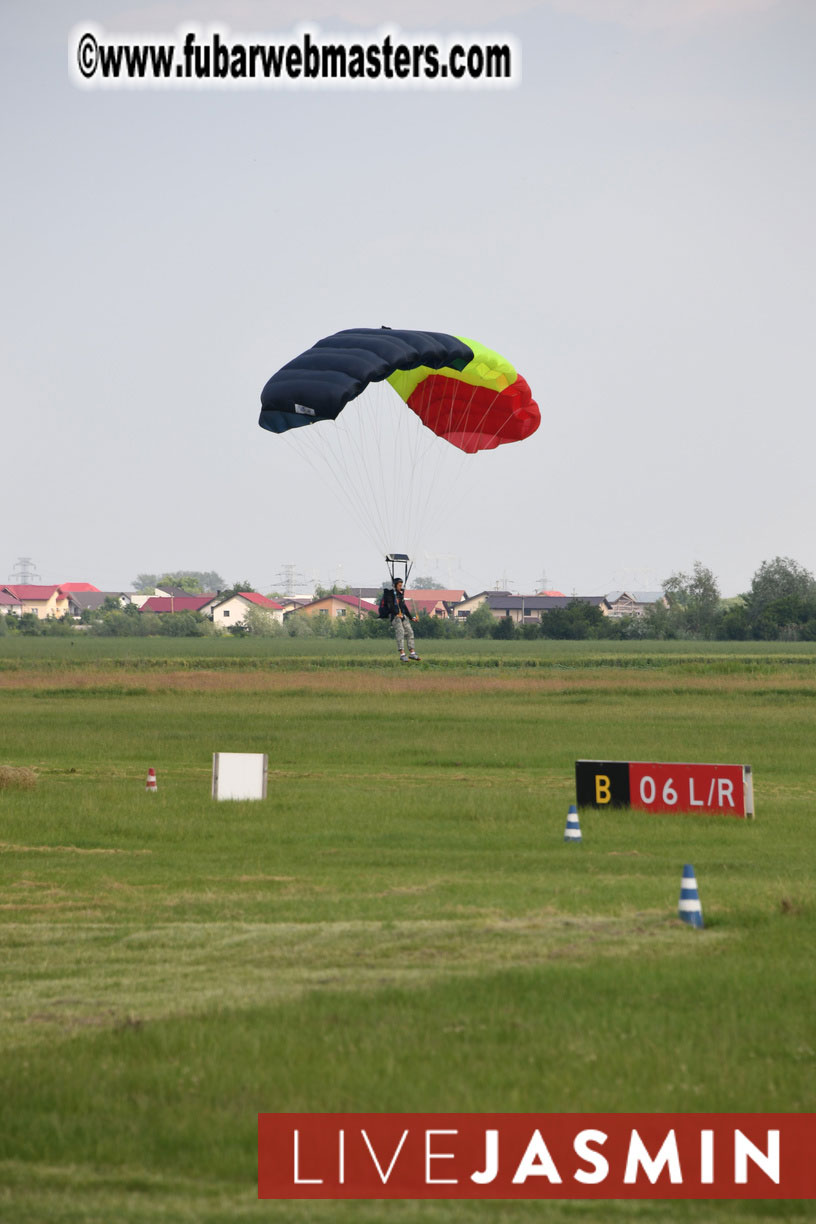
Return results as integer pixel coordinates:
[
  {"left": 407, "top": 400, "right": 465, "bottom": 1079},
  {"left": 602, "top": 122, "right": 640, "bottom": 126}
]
[{"left": 575, "top": 760, "right": 754, "bottom": 818}]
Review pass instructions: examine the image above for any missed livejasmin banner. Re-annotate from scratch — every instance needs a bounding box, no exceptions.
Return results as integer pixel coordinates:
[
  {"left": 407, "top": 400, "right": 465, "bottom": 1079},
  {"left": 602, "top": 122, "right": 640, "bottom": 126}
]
[{"left": 258, "top": 1113, "right": 815, "bottom": 1200}]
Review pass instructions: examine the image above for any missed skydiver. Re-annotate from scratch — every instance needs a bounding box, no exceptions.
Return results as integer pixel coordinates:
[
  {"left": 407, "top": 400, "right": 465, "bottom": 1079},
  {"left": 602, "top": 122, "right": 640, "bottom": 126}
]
[{"left": 388, "top": 578, "right": 420, "bottom": 663}]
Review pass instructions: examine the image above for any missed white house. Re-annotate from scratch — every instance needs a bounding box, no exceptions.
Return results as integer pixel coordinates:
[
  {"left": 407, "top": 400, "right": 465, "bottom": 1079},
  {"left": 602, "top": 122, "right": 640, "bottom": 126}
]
[{"left": 209, "top": 591, "right": 284, "bottom": 629}]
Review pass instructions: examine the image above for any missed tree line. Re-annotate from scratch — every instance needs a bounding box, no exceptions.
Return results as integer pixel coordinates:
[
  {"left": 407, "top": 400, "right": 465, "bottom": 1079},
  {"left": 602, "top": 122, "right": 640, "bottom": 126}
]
[
  {"left": 652, "top": 557, "right": 816, "bottom": 642},
  {"left": 3, "top": 557, "right": 816, "bottom": 641}
]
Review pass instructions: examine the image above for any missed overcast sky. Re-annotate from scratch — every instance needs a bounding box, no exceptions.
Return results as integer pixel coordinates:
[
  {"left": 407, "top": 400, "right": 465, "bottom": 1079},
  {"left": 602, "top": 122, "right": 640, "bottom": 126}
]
[{"left": 3, "top": 0, "right": 814, "bottom": 596}]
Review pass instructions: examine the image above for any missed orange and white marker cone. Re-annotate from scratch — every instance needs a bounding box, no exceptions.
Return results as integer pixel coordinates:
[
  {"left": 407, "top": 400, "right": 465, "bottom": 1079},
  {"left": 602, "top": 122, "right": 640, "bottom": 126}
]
[{"left": 146, "top": 767, "right": 158, "bottom": 793}]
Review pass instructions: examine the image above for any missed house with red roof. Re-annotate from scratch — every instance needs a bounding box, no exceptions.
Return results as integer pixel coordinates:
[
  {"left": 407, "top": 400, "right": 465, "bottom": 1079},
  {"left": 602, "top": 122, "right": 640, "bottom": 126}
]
[
  {"left": 403, "top": 588, "right": 467, "bottom": 618},
  {"left": 403, "top": 596, "right": 447, "bottom": 618},
  {"left": 209, "top": 591, "right": 284, "bottom": 630},
  {"left": 0, "top": 589, "right": 22, "bottom": 616},
  {"left": 2, "top": 585, "right": 70, "bottom": 619},
  {"left": 406, "top": 588, "right": 467, "bottom": 603},
  {"left": 349, "top": 587, "right": 467, "bottom": 618},
  {"left": 296, "top": 593, "right": 378, "bottom": 620}
]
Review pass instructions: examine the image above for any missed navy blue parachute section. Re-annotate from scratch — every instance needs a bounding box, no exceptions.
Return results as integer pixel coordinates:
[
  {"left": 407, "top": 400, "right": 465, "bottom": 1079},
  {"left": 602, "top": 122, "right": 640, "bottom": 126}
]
[{"left": 259, "top": 328, "right": 474, "bottom": 435}]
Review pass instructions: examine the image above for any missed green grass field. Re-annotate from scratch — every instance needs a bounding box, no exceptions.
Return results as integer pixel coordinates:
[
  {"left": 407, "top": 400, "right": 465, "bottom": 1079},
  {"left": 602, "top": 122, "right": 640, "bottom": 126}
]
[{"left": 1, "top": 639, "right": 814, "bottom": 1223}]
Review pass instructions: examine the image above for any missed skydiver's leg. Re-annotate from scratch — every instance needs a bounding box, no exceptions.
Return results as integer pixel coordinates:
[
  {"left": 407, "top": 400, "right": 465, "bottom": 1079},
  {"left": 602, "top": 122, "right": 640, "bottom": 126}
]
[
  {"left": 404, "top": 618, "right": 415, "bottom": 653},
  {"left": 394, "top": 617, "right": 406, "bottom": 655}
]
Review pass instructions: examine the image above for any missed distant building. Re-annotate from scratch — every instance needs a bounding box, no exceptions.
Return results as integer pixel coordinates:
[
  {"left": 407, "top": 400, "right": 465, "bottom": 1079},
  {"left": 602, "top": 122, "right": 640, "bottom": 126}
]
[
  {"left": 482, "top": 593, "right": 608, "bottom": 625},
  {"left": 295, "top": 593, "right": 378, "bottom": 619},
  {"left": 139, "top": 595, "right": 217, "bottom": 615},
  {"left": 1, "top": 585, "right": 69, "bottom": 619},
  {"left": 0, "top": 590, "right": 22, "bottom": 616},
  {"left": 209, "top": 592, "right": 284, "bottom": 629},
  {"left": 349, "top": 587, "right": 467, "bottom": 619},
  {"left": 154, "top": 584, "right": 200, "bottom": 598},
  {"left": 404, "top": 589, "right": 467, "bottom": 618},
  {"left": 452, "top": 590, "right": 512, "bottom": 619},
  {"left": 129, "top": 585, "right": 201, "bottom": 609},
  {"left": 64, "top": 591, "right": 133, "bottom": 617},
  {"left": 276, "top": 597, "right": 313, "bottom": 616},
  {"left": 605, "top": 591, "right": 666, "bottom": 619},
  {"left": 404, "top": 595, "right": 450, "bottom": 618}
]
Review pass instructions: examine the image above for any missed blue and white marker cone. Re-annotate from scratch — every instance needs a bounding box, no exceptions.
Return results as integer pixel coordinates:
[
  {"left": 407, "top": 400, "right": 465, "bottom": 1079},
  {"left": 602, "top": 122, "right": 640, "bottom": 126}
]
[
  {"left": 564, "top": 804, "right": 582, "bottom": 843},
  {"left": 678, "top": 864, "right": 704, "bottom": 928}
]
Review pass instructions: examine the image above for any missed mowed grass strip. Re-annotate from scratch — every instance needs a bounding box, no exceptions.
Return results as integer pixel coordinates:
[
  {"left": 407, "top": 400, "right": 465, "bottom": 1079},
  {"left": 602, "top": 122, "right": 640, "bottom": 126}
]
[
  {"left": 0, "top": 911, "right": 701, "bottom": 1049},
  {"left": 1, "top": 646, "right": 815, "bottom": 1223}
]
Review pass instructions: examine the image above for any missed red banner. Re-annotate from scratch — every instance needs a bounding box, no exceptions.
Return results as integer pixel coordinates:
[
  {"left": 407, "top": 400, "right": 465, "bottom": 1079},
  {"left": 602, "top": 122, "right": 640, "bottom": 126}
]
[{"left": 258, "top": 1113, "right": 815, "bottom": 1199}]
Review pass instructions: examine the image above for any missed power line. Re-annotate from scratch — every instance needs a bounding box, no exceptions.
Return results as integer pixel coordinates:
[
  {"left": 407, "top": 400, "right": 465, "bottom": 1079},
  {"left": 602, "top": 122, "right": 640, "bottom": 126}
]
[{"left": 9, "top": 556, "right": 41, "bottom": 584}]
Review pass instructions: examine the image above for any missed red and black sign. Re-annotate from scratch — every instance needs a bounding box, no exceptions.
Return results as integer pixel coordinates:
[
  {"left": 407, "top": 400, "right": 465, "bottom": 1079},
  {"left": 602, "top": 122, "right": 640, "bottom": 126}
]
[{"left": 575, "top": 760, "right": 754, "bottom": 818}]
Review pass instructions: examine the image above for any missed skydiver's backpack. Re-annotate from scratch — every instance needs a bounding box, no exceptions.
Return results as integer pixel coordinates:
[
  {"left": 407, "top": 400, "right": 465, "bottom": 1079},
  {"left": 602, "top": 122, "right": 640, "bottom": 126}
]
[{"left": 378, "top": 588, "right": 394, "bottom": 620}]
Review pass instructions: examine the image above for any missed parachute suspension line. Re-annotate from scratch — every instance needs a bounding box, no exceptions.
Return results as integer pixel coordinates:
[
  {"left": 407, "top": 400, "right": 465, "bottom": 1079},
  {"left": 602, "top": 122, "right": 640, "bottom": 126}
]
[
  {"left": 392, "top": 377, "right": 435, "bottom": 557},
  {"left": 383, "top": 371, "right": 450, "bottom": 562},
  {"left": 353, "top": 381, "right": 400, "bottom": 551},
  {"left": 277, "top": 377, "right": 526, "bottom": 580},
  {"left": 407, "top": 374, "right": 526, "bottom": 558},
  {"left": 282, "top": 380, "right": 436, "bottom": 561},
  {"left": 409, "top": 378, "right": 483, "bottom": 548},
  {"left": 360, "top": 376, "right": 460, "bottom": 562},
  {"left": 278, "top": 418, "right": 385, "bottom": 559},
  {"left": 407, "top": 376, "right": 468, "bottom": 548},
  {"left": 331, "top": 385, "right": 402, "bottom": 554},
  {"left": 322, "top": 391, "right": 384, "bottom": 544},
  {"left": 381, "top": 376, "right": 442, "bottom": 559},
  {"left": 389, "top": 374, "right": 474, "bottom": 566},
  {"left": 357, "top": 379, "right": 413, "bottom": 552}
]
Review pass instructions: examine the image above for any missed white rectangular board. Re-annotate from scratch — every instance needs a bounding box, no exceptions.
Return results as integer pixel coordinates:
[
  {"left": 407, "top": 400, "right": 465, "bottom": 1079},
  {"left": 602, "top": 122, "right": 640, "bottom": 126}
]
[{"left": 212, "top": 752, "right": 268, "bottom": 801}]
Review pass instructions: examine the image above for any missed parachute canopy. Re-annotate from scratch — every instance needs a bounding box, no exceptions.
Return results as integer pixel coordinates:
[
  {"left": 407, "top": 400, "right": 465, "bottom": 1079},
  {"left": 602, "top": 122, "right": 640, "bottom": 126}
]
[{"left": 259, "top": 327, "right": 539, "bottom": 454}]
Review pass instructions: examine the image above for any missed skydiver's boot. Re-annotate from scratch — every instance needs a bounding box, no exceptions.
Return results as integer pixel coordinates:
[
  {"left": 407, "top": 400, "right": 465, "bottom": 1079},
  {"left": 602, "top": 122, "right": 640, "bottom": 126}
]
[
  {"left": 399, "top": 652, "right": 408, "bottom": 663},
  {"left": 408, "top": 651, "right": 421, "bottom": 661}
]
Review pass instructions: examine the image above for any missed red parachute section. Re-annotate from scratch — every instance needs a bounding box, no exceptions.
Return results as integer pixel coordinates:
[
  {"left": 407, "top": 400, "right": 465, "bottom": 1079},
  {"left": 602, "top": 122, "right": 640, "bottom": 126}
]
[{"left": 404, "top": 373, "right": 540, "bottom": 454}]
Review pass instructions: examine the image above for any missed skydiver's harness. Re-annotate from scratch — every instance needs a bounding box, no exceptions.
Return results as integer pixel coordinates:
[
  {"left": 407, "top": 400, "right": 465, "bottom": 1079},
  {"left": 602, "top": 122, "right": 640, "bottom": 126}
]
[
  {"left": 378, "top": 587, "right": 406, "bottom": 621},
  {"left": 379, "top": 553, "right": 413, "bottom": 621}
]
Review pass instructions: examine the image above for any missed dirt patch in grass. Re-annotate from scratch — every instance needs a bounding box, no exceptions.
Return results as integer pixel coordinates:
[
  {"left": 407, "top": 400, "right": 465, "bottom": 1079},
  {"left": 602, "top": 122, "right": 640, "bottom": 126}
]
[
  {"left": 235, "top": 874, "right": 297, "bottom": 883},
  {"left": 0, "top": 842, "right": 152, "bottom": 856},
  {"left": 0, "top": 765, "right": 37, "bottom": 790}
]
